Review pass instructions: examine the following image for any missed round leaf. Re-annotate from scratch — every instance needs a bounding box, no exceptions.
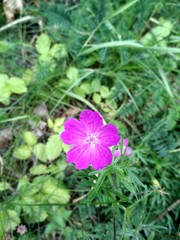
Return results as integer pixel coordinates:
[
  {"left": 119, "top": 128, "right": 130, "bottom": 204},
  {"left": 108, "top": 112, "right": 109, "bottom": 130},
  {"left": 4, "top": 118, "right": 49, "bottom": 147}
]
[
  {"left": 33, "top": 143, "right": 48, "bottom": 162},
  {"left": 30, "top": 164, "right": 47, "bottom": 175},
  {"left": 0, "top": 182, "right": 10, "bottom": 191},
  {"left": 46, "top": 134, "right": 62, "bottom": 161},
  {"left": 8, "top": 77, "right": 27, "bottom": 94},
  {"left": 13, "top": 145, "right": 32, "bottom": 160},
  {"left": 35, "top": 33, "right": 51, "bottom": 55},
  {"left": 23, "top": 131, "right": 37, "bottom": 146}
]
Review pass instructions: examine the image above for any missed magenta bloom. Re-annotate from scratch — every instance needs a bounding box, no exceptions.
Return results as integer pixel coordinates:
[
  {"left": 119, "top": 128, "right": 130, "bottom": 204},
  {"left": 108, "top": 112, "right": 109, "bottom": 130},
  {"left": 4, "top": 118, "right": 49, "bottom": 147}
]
[
  {"left": 114, "top": 138, "right": 132, "bottom": 157},
  {"left": 60, "top": 109, "right": 120, "bottom": 170}
]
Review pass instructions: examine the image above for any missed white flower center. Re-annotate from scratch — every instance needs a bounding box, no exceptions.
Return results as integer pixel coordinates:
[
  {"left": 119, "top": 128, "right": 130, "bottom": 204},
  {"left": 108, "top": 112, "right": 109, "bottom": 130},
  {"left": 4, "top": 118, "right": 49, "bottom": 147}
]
[{"left": 85, "top": 133, "right": 98, "bottom": 145}]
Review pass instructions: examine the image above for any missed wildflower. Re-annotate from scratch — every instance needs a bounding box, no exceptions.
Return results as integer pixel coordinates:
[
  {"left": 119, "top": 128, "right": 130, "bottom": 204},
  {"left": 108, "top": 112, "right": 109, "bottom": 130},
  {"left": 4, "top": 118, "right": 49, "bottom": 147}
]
[
  {"left": 114, "top": 138, "right": 132, "bottom": 157},
  {"left": 17, "top": 224, "right": 27, "bottom": 235},
  {"left": 60, "top": 109, "right": 120, "bottom": 170}
]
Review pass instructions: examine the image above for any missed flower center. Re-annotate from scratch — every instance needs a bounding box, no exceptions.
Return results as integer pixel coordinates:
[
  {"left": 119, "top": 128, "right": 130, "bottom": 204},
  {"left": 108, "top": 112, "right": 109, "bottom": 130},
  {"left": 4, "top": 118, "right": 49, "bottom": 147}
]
[{"left": 85, "top": 133, "right": 98, "bottom": 145}]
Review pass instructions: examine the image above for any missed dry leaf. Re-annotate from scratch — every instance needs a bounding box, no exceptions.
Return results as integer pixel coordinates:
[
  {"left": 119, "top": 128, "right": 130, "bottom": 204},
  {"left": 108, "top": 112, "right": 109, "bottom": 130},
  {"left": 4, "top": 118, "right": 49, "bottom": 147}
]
[
  {"left": 34, "top": 103, "right": 48, "bottom": 118},
  {"left": 3, "top": 0, "right": 23, "bottom": 23},
  {"left": 63, "top": 107, "right": 81, "bottom": 117},
  {"left": 0, "top": 128, "right": 13, "bottom": 147}
]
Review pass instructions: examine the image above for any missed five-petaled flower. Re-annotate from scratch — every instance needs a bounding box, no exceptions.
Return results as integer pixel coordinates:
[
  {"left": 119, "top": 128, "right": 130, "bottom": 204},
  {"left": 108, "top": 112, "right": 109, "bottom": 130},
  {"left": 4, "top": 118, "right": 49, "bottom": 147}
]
[
  {"left": 114, "top": 139, "right": 132, "bottom": 157},
  {"left": 17, "top": 224, "right": 27, "bottom": 235},
  {"left": 60, "top": 109, "right": 120, "bottom": 170}
]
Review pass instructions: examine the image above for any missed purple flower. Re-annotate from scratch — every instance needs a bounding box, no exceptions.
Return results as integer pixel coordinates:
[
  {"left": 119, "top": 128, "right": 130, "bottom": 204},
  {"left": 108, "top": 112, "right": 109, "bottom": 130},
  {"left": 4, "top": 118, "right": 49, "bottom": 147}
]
[
  {"left": 17, "top": 224, "right": 27, "bottom": 235},
  {"left": 114, "top": 138, "right": 132, "bottom": 157},
  {"left": 60, "top": 109, "right": 120, "bottom": 170}
]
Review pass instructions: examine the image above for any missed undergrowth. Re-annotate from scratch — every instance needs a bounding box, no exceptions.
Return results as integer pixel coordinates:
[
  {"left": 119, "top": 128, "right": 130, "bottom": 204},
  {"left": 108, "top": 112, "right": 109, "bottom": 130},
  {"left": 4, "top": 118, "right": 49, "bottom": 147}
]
[{"left": 0, "top": 0, "right": 179, "bottom": 239}]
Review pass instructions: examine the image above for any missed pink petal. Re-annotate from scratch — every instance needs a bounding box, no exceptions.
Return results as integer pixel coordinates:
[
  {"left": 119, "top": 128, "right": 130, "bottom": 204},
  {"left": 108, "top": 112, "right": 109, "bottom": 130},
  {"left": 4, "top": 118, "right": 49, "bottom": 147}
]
[
  {"left": 98, "top": 124, "right": 120, "bottom": 147},
  {"left": 125, "top": 147, "right": 132, "bottom": 157},
  {"left": 114, "top": 150, "right": 120, "bottom": 158},
  {"left": 60, "top": 118, "right": 86, "bottom": 145},
  {"left": 123, "top": 139, "right": 129, "bottom": 146},
  {"left": 66, "top": 144, "right": 91, "bottom": 170},
  {"left": 80, "top": 109, "right": 103, "bottom": 132},
  {"left": 91, "top": 144, "right": 113, "bottom": 170}
]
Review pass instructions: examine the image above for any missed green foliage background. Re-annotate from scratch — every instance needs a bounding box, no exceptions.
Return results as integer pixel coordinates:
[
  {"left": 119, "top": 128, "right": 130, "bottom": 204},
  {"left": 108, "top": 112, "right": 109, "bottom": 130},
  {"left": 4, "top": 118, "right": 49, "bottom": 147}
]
[{"left": 0, "top": 0, "right": 179, "bottom": 239}]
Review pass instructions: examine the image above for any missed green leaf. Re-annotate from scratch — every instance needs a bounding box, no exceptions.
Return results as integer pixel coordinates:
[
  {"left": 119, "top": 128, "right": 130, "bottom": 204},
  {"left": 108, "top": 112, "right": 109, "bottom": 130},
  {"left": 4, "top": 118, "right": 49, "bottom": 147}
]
[
  {"left": 100, "top": 86, "right": 110, "bottom": 98},
  {"left": 0, "top": 74, "right": 9, "bottom": 83},
  {"left": 53, "top": 118, "right": 65, "bottom": 133},
  {"left": 0, "top": 182, "right": 10, "bottom": 191},
  {"left": 73, "top": 86, "right": 86, "bottom": 98},
  {"left": 0, "top": 87, "right": 11, "bottom": 105},
  {"left": 30, "top": 164, "right": 47, "bottom": 175},
  {"left": 62, "top": 143, "right": 71, "bottom": 153},
  {"left": 91, "top": 79, "right": 101, "bottom": 92},
  {"left": 6, "top": 210, "right": 20, "bottom": 231},
  {"left": 8, "top": 77, "right": 27, "bottom": 94},
  {"left": 66, "top": 67, "right": 79, "bottom": 81},
  {"left": 13, "top": 145, "right": 32, "bottom": 160},
  {"left": 93, "top": 93, "right": 101, "bottom": 104},
  {"left": 23, "top": 131, "right": 37, "bottom": 146},
  {"left": 46, "top": 134, "right": 62, "bottom": 161},
  {"left": 33, "top": 143, "right": 48, "bottom": 162},
  {"left": 0, "top": 211, "right": 5, "bottom": 240},
  {"left": 50, "top": 43, "right": 67, "bottom": 59},
  {"left": 42, "top": 180, "right": 70, "bottom": 204},
  {"left": 47, "top": 118, "right": 54, "bottom": 129},
  {"left": 35, "top": 33, "right": 51, "bottom": 55},
  {"left": 80, "top": 83, "right": 93, "bottom": 95}
]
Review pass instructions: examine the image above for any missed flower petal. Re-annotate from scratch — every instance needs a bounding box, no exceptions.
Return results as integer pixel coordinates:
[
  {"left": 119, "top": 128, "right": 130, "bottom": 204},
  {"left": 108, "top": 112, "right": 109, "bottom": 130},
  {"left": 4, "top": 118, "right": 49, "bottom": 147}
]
[
  {"left": 60, "top": 118, "right": 86, "bottom": 145},
  {"left": 80, "top": 109, "right": 103, "bottom": 132},
  {"left": 98, "top": 124, "right": 120, "bottom": 147},
  {"left": 123, "top": 139, "right": 129, "bottom": 146},
  {"left": 114, "top": 150, "right": 120, "bottom": 158},
  {"left": 125, "top": 147, "right": 132, "bottom": 157},
  {"left": 66, "top": 144, "right": 91, "bottom": 170},
  {"left": 91, "top": 144, "right": 112, "bottom": 170}
]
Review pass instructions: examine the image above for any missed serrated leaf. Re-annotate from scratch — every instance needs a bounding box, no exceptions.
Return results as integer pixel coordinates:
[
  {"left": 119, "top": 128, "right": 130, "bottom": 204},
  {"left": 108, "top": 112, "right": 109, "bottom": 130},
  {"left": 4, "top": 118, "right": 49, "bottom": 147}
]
[
  {"left": 30, "top": 164, "right": 47, "bottom": 175},
  {"left": 36, "top": 33, "right": 51, "bottom": 55},
  {"left": 50, "top": 43, "right": 67, "bottom": 59},
  {"left": 42, "top": 180, "right": 70, "bottom": 204},
  {"left": 23, "top": 131, "right": 37, "bottom": 146},
  {"left": 33, "top": 143, "right": 48, "bottom": 162},
  {"left": 13, "top": 145, "right": 32, "bottom": 160},
  {"left": 0, "top": 182, "right": 10, "bottom": 191},
  {"left": 46, "top": 134, "right": 62, "bottom": 160},
  {"left": 8, "top": 77, "right": 27, "bottom": 94}
]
